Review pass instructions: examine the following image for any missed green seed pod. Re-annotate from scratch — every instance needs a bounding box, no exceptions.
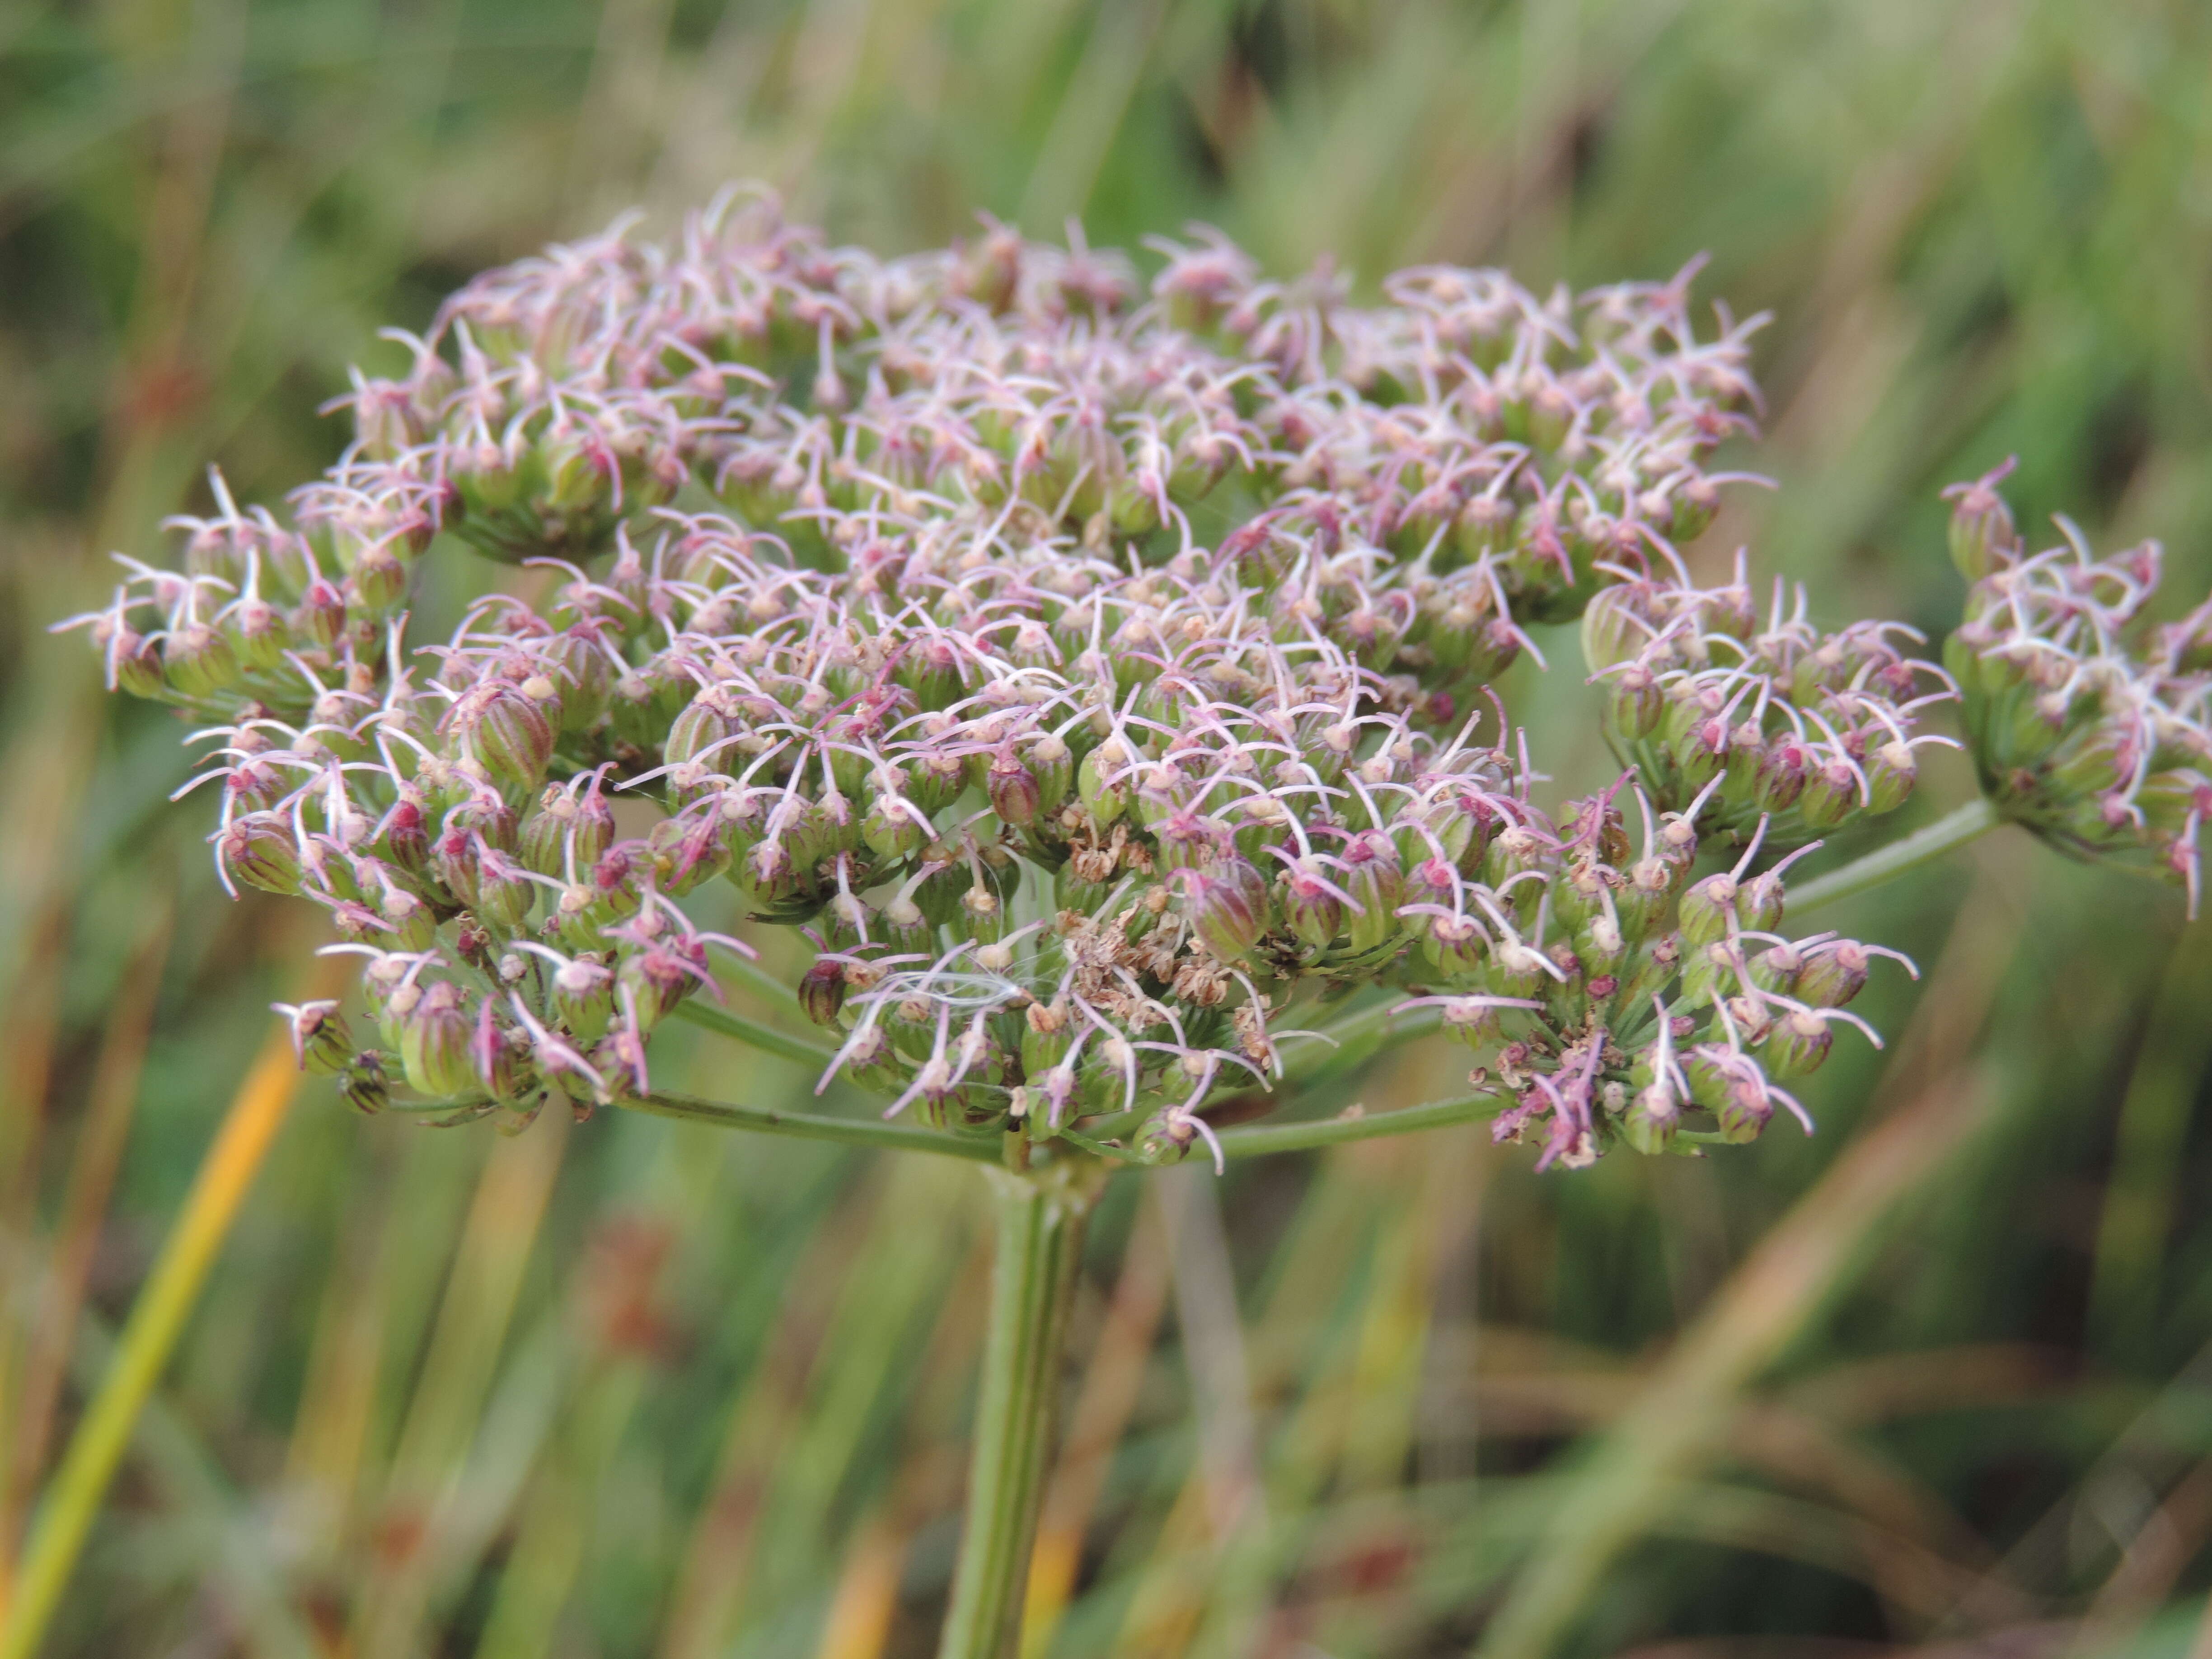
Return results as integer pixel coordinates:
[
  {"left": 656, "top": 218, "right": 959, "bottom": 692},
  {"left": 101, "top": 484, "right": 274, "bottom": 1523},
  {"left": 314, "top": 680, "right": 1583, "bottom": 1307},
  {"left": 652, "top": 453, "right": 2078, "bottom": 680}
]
[
  {"left": 448, "top": 680, "right": 556, "bottom": 795},
  {"left": 1019, "top": 999, "right": 1073, "bottom": 1078},
  {"left": 1416, "top": 910, "right": 1489, "bottom": 978},
  {"left": 338, "top": 1052, "right": 389, "bottom": 1115},
  {"left": 1622, "top": 1082, "right": 1679, "bottom": 1155},
  {"left": 1278, "top": 858, "right": 1345, "bottom": 951},
  {"left": 1794, "top": 940, "right": 1870, "bottom": 1008},
  {"left": 736, "top": 838, "right": 803, "bottom": 909},
  {"left": 351, "top": 542, "right": 409, "bottom": 613},
  {"left": 163, "top": 622, "right": 240, "bottom": 698},
  {"left": 1863, "top": 740, "right": 1917, "bottom": 815},
  {"left": 1678, "top": 874, "right": 1738, "bottom": 948},
  {"left": 1603, "top": 664, "right": 1666, "bottom": 741},
  {"left": 1795, "top": 760, "right": 1861, "bottom": 831},
  {"left": 291, "top": 580, "right": 349, "bottom": 650},
  {"left": 798, "top": 957, "right": 848, "bottom": 1026},
  {"left": 278, "top": 1000, "right": 353, "bottom": 1077},
  {"left": 1174, "top": 862, "right": 1266, "bottom": 963},
  {"left": 1944, "top": 465, "right": 2019, "bottom": 581},
  {"left": 1027, "top": 731, "right": 1073, "bottom": 816},
  {"left": 225, "top": 597, "right": 289, "bottom": 673},
  {"left": 987, "top": 748, "right": 1042, "bottom": 828},
  {"left": 472, "top": 848, "right": 537, "bottom": 929},
  {"left": 1340, "top": 833, "right": 1405, "bottom": 954},
  {"left": 1581, "top": 585, "right": 1657, "bottom": 674},
  {"left": 219, "top": 814, "right": 303, "bottom": 895},
  {"left": 399, "top": 981, "right": 478, "bottom": 1098},
  {"left": 549, "top": 955, "right": 614, "bottom": 1043},
  {"left": 1078, "top": 740, "right": 1138, "bottom": 827},
  {"left": 475, "top": 1013, "right": 539, "bottom": 1104},
  {"left": 958, "top": 882, "right": 1005, "bottom": 945},
  {"left": 375, "top": 881, "right": 439, "bottom": 951},
  {"left": 881, "top": 895, "right": 935, "bottom": 958},
  {"left": 1759, "top": 1007, "right": 1832, "bottom": 1080}
]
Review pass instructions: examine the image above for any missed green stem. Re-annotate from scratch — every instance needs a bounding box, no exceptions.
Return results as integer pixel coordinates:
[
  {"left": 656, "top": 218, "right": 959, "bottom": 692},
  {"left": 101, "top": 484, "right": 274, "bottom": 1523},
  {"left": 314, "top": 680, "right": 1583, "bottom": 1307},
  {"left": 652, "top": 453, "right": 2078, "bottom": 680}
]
[
  {"left": 937, "top": 1158, "right": 1104, "bottom": 1659},
  {"left": 1786, "top": 796, "right": 2001, "bottom": 915},
  {"left": 1214, "top": 1091, "right": 1496, "bottom": 1159},
  {"left": 627, "top": 1092, "right": 999, "bottom": 1161},
  {"left": 670, "top": 998, "right": 839, "bottom": 1068}
]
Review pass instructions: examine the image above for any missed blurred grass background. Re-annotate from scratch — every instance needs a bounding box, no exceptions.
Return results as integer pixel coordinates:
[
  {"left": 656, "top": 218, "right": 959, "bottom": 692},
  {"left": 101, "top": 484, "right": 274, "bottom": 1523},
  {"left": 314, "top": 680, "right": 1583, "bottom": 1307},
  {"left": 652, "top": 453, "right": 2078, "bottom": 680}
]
[{"left": 4, "top": 0, "right": 2212, "bottom": 1654}]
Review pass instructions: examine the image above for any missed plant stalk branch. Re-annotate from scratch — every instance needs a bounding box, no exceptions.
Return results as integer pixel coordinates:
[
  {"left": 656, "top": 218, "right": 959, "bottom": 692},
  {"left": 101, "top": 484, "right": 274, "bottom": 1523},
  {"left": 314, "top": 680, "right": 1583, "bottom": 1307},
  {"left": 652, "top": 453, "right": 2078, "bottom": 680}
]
[
  {"left": 1787, "top": 797, "right": 2000, "bottom": 915},
  {"left": 670, "top": 998, "right": 839, "bottom": 1068},
  {"left": 628, "top": 1092, "right": 1000, "bottom": 1161},
  {"left": 1214, "top": 1092, "right": 1495, "bottom": 1159}
]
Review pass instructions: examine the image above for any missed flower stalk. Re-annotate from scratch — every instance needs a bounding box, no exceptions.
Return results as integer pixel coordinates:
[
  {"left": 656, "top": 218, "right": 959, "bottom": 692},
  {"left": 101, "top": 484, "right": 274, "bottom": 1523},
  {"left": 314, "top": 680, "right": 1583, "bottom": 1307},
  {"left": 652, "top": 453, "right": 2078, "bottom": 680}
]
[
  {"left": 1786, "top": 796, "right": 2000, "bottom": 915},
  {"left": 938, "top": 1158, "right": 1105, "bottom": 1659}
]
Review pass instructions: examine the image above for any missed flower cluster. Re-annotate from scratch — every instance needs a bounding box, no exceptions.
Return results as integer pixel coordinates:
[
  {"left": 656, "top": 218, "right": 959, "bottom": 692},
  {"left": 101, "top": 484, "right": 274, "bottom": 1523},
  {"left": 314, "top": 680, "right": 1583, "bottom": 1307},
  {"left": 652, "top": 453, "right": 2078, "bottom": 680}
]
[
  {"left": 1583, "top": 563, "right": 1953, "bottom": 848},
  {"left": 59, "top": 193, "right": 1937, "bottom": 1166},
  {"left": 1944, "top": 462, "right": 2212, "bottom": 911}
]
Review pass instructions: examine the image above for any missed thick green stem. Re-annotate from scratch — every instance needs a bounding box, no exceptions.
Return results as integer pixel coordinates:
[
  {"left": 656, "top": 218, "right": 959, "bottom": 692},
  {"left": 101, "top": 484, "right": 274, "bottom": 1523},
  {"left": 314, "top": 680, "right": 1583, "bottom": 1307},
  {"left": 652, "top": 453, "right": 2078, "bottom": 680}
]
[
  {"left": 1786, "top": 796, "right": 2000, "bottom": 915},
  {"left": 938, "top": 1158, "right": 1104, "bottom": 1659}
]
